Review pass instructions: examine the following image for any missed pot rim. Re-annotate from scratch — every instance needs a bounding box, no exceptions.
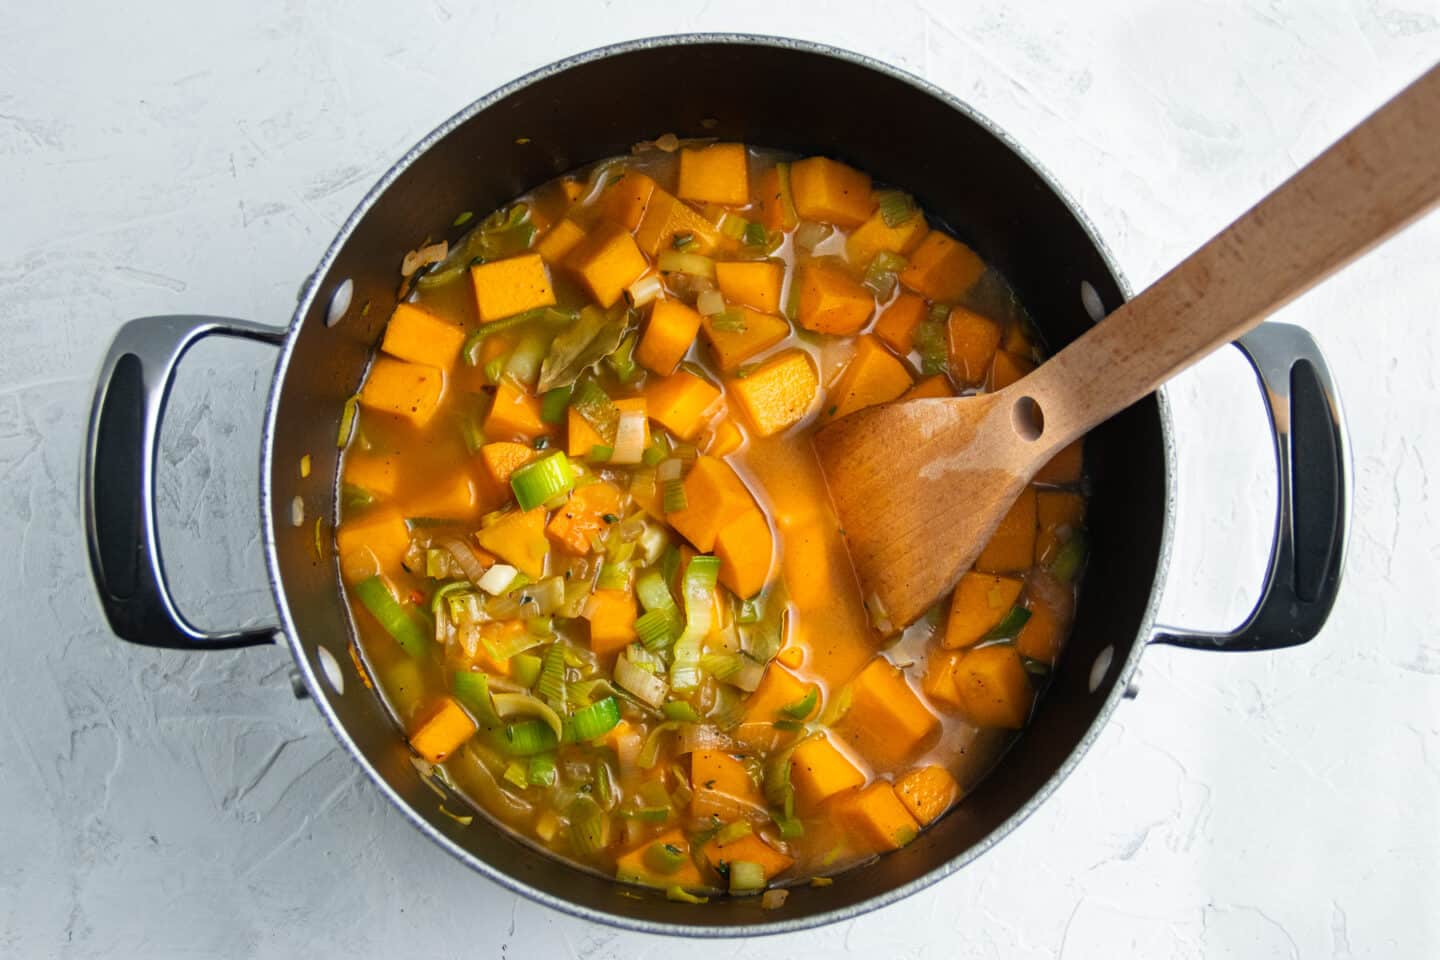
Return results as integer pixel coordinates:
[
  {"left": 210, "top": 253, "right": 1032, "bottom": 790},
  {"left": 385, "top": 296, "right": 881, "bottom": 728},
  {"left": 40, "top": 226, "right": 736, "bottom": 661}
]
[{"left": 260, "top": 32, "right": 1175, "bottom": 938}]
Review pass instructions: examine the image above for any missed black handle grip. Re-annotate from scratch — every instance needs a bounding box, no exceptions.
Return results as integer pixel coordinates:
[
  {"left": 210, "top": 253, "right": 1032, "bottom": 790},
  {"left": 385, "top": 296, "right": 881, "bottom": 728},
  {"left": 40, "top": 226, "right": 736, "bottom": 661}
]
[
  {"left": 84, "top": 315, "right": 287, "bottom": 649},
  {"left": 1152, "top": 322, "right": 1349, "bottom": 651}
]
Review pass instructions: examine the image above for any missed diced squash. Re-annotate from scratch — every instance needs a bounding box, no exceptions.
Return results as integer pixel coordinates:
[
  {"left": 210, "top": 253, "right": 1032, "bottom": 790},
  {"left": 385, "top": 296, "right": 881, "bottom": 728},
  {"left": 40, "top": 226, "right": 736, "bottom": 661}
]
[
  {"left": 894, "top": 765, "right": 959, "bottom": 827},
  {"left": 755, "top": 166, "right": 798, "bottom": 231},
  {"left": 789, "top": 157, "right": 874, "bottom": 228},
  {"left": 646, "top": 370, "right": 722, "bottom": 440},
  {"left": 873, "top": 293, "right": 927, "bottom": 355},
  {"left": 741, "top": 664, "right": 816, "bottom": 725},
  {"left": 598, "top": 170, "right": 658, "bottom": 230},
  {"left": 469, "top": 621, "right": 519, "bottom": 676},
  {"left": 944, "top": 573, "right": 1025, "bottom": 649},
  {"left": 637, "top": 299, "right": 703, "bottom": 376},
  {"left": 615, "top": 828, "right": 706, "bottom": 890},
  {"left": 704, "top": 417, "right": 744, "bottom": 457},
  {"left": 405, "top": 473, "right": 481, "bottom": 521},
  {"left": 342, "top": 452, "right": 400, "bottom": 499},
  {"left": 666, "top": 456, "right": 755, "bottom": 552},
  {"left": 952, "top": 644, "right": 1033, "bottom": 729},
  {"left": 790, "top": 735, "right": 866, "bottom": 812},
  {"left": 700, "top": 832, "right": 794, "bottom": 882},
  {"left": 584, "top": 589, "right": 637, "bottom": 655},
  {"left": 563, "top": 220, "right": 648, "bottom": 308},
  {"left": 1035, "top": 439, "right": 1083, "bottom": 485},
  {"left": 902, "top": 374, "right": 954, "bottom": 400},
  {"left": 989, "top": 349, "right": 1035, "bottom": 391},
  {"left": 777, "top": 508, "right": 835, "bottom": 611},
  {"left": 1036, "top": 491, "right": 1086, "bottom": 565},
  {"left": 358, "top": 357, "right": 444, "bottom": 426},
  {"left": 727, "top": 349, "right": 818, "bottom": 437},
  {"left": 546, "top": 481, "right": 624, "bottom": 555},
  {"left": 568, "top": 397, "right": 648, "bottom": 459},
  {"left": 690, "top": 749, "right": 764, "bottom": 821},
  {"left": 715, "top": 260, "right": 784, "bottom": 313},
  {"left": 947, "top": 306, "right": 1003, "bottom": 387},
  {"left": 535, "top": 219, "right": 586, "bottom": 264},
  {"left": 794, "top": 261, "right": 873, "bottom": 335},
  {"left": 484, "top": 380, "right": 548, "bottom": 441},
  {"left": 974, "top": 486, "right": 1037, "bottom": 574},
  {"left": 470, "top": 253, "right": 556, "bottom": 322},
  {"left": 776, "top": 646, "right": 804, "bottom": 669},
  {"left": 845, "top": 206, "right": 928, "bottom": 267},
  {"left": 922, "top": 649, "right": 966, "bottom": 712},
  {"left": 558, "top": 177, "right": 585, "bottom": 202},
  {"left": 335, "top": 505, "right": 410, "bottom": 579},
  {"left": 833, "top": 781, "right": 920, "bottom": 853},
  {"left": 714, "top": 507, "right": 774, "bottom": 599},
  {"left": 474, "top": 507, "right": 549, "bottom": 578},
  {"left": 899, "top": 231, "right": 985, "bottom": 302},
  {"left": 1015, "top": 568, "right": 1074, "bottom": 665},
  {"left": 381, "top": 303, "right": 466, "bottom": 371},
  {"left": 635, "top": 188, "right": 726, "bottom": 256},
  {"left": 824, "top": 335, "right": 912, "bottom": 421},
  {"left": 834, "top": 657, "right": 940, "bottom": 770},
  {"left": 702, "top": 307, "right": 789, "bottom": 372},
  {"left": 677, "top": 143, "right": 750, "bottom": 206},
  {"left": 480, "top": 441, "right": 536, "bottom": 488},
  {"left": 408, "top": 696, "right": 478, "bottom": 763}
]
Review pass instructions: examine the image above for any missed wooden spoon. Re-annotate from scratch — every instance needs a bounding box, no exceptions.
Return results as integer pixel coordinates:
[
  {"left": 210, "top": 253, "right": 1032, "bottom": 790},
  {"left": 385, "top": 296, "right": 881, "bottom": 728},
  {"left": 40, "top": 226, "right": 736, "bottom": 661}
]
[{"left": 814, "top": 62, "right": 1440, "bottom": 632}]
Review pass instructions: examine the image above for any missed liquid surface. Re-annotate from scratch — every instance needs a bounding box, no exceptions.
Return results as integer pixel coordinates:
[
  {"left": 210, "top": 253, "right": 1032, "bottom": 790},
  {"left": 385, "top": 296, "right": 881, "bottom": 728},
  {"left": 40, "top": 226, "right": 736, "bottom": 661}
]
[{"left": 334, "top": 140, "right": 1088, "bottom": 902}]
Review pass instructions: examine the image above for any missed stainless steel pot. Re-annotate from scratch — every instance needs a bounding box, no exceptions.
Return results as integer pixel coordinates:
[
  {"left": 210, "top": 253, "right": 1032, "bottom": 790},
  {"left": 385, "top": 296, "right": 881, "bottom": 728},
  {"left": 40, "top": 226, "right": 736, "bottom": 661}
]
[{"left": 82, "top": 35, "right": 1350, "bottom": 936}]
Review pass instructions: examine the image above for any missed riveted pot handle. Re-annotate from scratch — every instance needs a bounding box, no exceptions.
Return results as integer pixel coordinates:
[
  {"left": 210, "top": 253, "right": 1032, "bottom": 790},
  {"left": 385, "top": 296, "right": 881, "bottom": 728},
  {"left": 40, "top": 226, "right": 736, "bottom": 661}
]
[
  {"left": 85, "top": 315, "right": 287, "bottom": 649},
  {"left": 1151, "top": 322, "right": 1349, "bottom": 650}
]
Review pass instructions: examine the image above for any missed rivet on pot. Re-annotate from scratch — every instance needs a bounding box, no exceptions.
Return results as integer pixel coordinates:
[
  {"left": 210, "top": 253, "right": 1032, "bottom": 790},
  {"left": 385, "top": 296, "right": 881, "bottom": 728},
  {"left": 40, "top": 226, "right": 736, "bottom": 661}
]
[
  {"left": 317, "top": 645, "right": 345, "bottom": 696},
  {"left": 1088, "top": 644, "right": 1114, "bottom": 693},
  {"left": 1080, "top": 280, "right": 1105, "bottom": 323},
  {"left": 326, "top": 278, "right": 354, "bottom": 327}
]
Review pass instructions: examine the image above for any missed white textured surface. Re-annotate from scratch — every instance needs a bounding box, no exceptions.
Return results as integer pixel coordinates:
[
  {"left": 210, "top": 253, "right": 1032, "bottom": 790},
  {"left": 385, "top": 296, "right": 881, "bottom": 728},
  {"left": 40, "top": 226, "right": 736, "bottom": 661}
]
[{"left": 3, "top": 2, "right": 1438, "bottom": 956}]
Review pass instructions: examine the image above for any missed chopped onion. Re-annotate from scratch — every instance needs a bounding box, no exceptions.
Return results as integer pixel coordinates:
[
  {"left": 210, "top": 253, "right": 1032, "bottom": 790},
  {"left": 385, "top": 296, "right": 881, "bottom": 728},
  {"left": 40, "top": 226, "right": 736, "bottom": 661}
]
[
  {"left": 729, "top": 656, "right": 765, "bottom": 692},
  {"left": 626, "top": 272, "right": 664, "bottom": 308},
  {"left": 794, "top": 221, "right": 833, "bottom": 252},
  {"left": 529, "top": 576, "right": 565, "bottom": 615},
  {"left": 676, "top": 723, "right": 736, "bottom": 755},
  {"left": 615, "top": 650, "right": 669, "bottom": 708},
  {"left": 438, "top": 537, "right": 490, "bottom": 585},
  {"left": 477, "top": 563, "right": 518, "bottom": 595},
  {"left": 696, "top": 289, "right": 726, "bottom": 316},
  {"left": 401, "top": 241, "right": 448, "bottom": 277},
  {"left": 656, "top": 458, "right": 683, "bottom": 483},
  {"left": 611, "top": 409, "right": 647, "bottom": 465}
]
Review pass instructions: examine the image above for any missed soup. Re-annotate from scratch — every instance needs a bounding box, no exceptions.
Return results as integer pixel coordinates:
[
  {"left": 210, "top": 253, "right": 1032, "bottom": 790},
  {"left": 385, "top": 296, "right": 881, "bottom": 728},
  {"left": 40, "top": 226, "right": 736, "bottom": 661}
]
[{"left": 333, "top": 140, "right": 1086, "bottom": 904}]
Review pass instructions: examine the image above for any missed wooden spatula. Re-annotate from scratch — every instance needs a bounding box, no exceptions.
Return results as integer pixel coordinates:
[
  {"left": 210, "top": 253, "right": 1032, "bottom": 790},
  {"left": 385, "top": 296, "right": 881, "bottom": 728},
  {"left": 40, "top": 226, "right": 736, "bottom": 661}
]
[{"left": 814, "top": 62, "right": 1439, "bottom": 632}]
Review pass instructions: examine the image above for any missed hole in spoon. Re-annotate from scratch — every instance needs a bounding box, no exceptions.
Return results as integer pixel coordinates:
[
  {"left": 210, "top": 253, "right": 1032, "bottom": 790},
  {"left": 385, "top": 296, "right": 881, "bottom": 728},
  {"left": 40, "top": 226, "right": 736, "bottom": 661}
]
[{"left": 1012, "top": 396, "right": 1044, "bottom": 442}]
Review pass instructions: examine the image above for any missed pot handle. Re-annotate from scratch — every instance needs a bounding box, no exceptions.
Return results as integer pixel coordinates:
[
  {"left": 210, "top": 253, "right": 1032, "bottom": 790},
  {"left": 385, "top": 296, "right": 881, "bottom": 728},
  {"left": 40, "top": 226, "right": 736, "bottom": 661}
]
[
  {"left": 84, "top": 315, "right": 288, "bottom": 649},
  {"left": 1151, "top": 322, "right": 1349, "bottom": 650}
]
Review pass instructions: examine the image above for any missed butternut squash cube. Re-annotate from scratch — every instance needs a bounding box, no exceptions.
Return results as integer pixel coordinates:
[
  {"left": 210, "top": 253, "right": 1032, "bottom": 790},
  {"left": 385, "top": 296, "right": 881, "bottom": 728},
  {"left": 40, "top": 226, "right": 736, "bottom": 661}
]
[
  {"left": 635, "top": 188, "right": 726, "bottom": 256},
  {"left": 952, "top": 644, "right": 1033, "bottom": 729},
  {"left": 342, "top": 452, "right": 401, "bottom": 499},
  {"left": 845, "top": 206, "right": 928, "bottom": 267},
  {"left": 1036, "top": 491, "right": 1086, "bottom": 566},
  {"left": 715, "top": 259, "right": 785, "bottom": 313},
  {"left": 358, "top": 357, "right": 444, "bottom": 426},
  {"left": 646, "top": 370, "right": 722, "bottom": 440},
  {"left": 598, "top": 170, "right": 658, "bottom": 230},
  {"left": 755, "top": 166, "right": 798, "bottom": 231},
  {"left": 902, "top": 374, "right": 954, "bottom": 400},
  {"left": 637, "top": 299, "right": 703, "bottom": 376},
  {"left": 833, "top": 780, "right": 920, "bottom": 852},
  {"left": 585, "top": 588, "right": 637, "bottom": 655},
  {"left": 690, "top": 749, "right": 764, "bottom": 821},
  {"left": 894, "top": 765, "right": 959, "bottom": 826},
  {"left": 483, "top": 380, "right": 548, "bottom": 441},
  {"left": 567, "top": 397, "right": 648, "bottom": 459},
  {"left": 873, "top": 292, "right": 927, "bottom": 355},
  {"left": 408, "top": 696, "right": 478, "bottom": 763},
  {"left": 944, "top": 572, "right": 1025, "bottom": 649},
  {"left": 834, "top": 656, "right": 940, "bottom": 770},
  {"left": 474, "top": 507, "right": 549, "bottom": 579},
  {"left": 989, "top": 349, "right": 1035, "bottom": 391},
  {"left": 727, "top": 349, "right": 818, "bottom": 437},
  {"left": 563, "top": 220, "right": 648, "bottom": 308},
  {"left": 714, "top": 507, "right": 774, "bottom": 599},
  {"left": 789, "top": 157, "right": 874, "bottom": 228},
  {"left": 335, "top": 505, "right": 410, "bottom": 579},
  {"left": 947, "top": 306, "right": 1003, "bottom": 387},
  {"left": 704, "top": 417, "right": 745, "bottom": 458},
  {"left": 479, "top": 441, "right": 536, "bottom": 488},
  {"left": 677, "top": 143, "right": 750, "bottom": 206},
  {"left": 922, "top": 649, "right": 966, "bottom": 711},
  {"left": 701, "top": 307, "right": 790, "bottom": 372},
  {"left": 546, "top": 481, "right": 624, "bottom": 555},
  {"left": 405, "top": 473, "right": 481, "bottom": 521},
  {"left": 1015, "top": 568, "right": 1074, "bottom": 665},
  {"left": 790, "top": 735, "right": 865, "bottom": 812},
  {"left": 381, "top": 302, "right": 465, "bottom": 371},
  {"left": 700, "top": 832, "right": 794, "bottom": 882},
  {"left": 974, "top": 486, "right": 1037, "bottom": 574},
  {"left": 741, "top": 664, "right": 816, "bottom": 725},
  {"left": 824, "top": 335, "right": 912, "bottom": 421},
  {"left": 535, "top": 218, "right": 586, "bottom": 264},
  {"left": 615, "top": 828, "right": 706, "bottom": 890},
  {"left": 1035, "top": 439, "right": 1083, "bottom": 485},
  {"left": 776, "top": 507, "right": 836, "bottom": 612},
  {"left": 470, "top": 253, "right": 556, "bottom": 322},
  {"left": 899, "top": 231, "right": 985, "bottom": 302},
  {"left": 666, "top": 455, "right": 756, "bottom": 552},
  {"left": 794, "top": 261, "right": 873, "bottom": 335}
]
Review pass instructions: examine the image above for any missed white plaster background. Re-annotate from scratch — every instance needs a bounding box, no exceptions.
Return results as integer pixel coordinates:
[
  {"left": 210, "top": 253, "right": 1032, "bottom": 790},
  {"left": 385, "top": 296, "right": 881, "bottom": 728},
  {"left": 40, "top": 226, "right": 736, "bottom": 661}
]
[{"left": 2, "top": 1, "right": 1437, "bottom": 956}]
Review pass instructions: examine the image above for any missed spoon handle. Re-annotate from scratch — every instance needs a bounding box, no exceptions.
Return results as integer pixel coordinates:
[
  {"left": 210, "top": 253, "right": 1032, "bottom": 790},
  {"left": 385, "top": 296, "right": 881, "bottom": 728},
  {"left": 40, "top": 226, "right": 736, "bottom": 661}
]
[{"left": 1022, "top": 62, "right": 1439, "bottom": 453}]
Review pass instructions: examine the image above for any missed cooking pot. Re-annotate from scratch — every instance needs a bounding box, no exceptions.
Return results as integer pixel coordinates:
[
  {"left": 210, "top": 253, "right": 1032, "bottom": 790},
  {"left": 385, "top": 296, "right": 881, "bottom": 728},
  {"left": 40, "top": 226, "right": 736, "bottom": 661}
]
[{"left": 82, "top": 35, "right": 1349, "bottom": 936}]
